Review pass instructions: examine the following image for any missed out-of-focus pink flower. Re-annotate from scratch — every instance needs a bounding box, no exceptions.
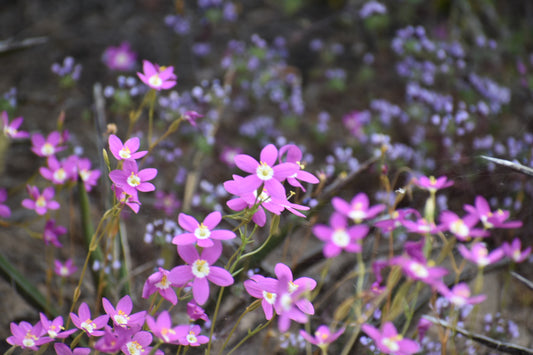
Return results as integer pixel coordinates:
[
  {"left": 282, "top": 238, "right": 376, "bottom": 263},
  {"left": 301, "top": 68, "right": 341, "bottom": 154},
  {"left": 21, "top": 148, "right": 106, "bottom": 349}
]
[
  {"left": 313, "top": 212, "right": 369, "bottom": 258},
  {"left": 103, "top": 42, "right": 137, "bottom": 71},
  {"left": 458, "top": 242, "right": 504, "bottom": 268},
  {"left": 43, "top": 219, "right": 67, "bottom": 247},
  {"left": 21, "top": 185, "right": 60, "bottom": 215},
  {"left": 0, "top": 188, "right": 11, "bottom": 218},
  {"left": 464, "top": 195, "right": 522, "bottom": 229},
  {"left": 436, "top": 282, "right": 486, "bottom": 307},
  {"left": 362, "top": 321, "right": 420, "bottom": 355},
  {"left": 31, "top": 131, "right": 65, "bottom": 157},
  {"left": 503, "top": 238, "right": 531, "bottom": 263},
  {"left": 439, "top": 210, "right": 489, "bottom": 241},
  {"left": 412, "top": 175, "right": 453, "bottom": 193},
  {"left": 2, "top": 111, "right": 29, "bottom": 139},
  {"left": 7, "top": 320, "right": 49, "bottom": 351},
  {"left": 299, "top": 325, "right": 345, "bottom": 351},
  {"left": 182, "top": 110, "right": 202, "bottom": 127},
  {"left": 54, "top": 259, "right": 77, "bottom": 277},
  {"left": 137, "top": 60, "right": 177, "bottom": 91},
  {"left": 332, "top": 192, "right": 385, "bottom": 223},
  {"left": 39, "top": 313, "right": 76, "bottom": 339},
  {"left": 142, "top": 267, "right": 182, "bottom": 305}
]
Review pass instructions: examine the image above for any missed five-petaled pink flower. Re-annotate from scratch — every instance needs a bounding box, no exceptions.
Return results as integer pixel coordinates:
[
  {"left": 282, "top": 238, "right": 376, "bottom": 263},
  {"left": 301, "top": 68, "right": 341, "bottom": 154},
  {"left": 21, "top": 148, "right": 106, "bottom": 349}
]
[
  {"left": 332, "top": 192, "right": 385, "bottom": 223},
  {"left": 244, "top": 274, "right": 278, "bottom": 320},
  {"left": 137, "top": 60, "right": 177, "bottom": 91},
  {"left": 108, "top": 134, "right": 148, "bottom": 161},
  {"left": 54, "top": 259, "right": 77, "bottom": 277},
  {"left": 436, "top": 282, "right": 486, "bottom": 307},
  {"left": 362, "top": 321, "right": 420, "bottom": 355},
  {"left": 439, "top": 210, "right": 489, "bottom": 241},
  {"left": 109, "top": 159, "right": 157, "bottom": 199},
  {"left": 70, "top": 302, "right": 109, "bottom": 336},
  {"left": 458, "top": 242, "right": 504, "bottom": 268},
  {"left": 102, "top": 295, "right": 147, "bottom": 329},
  {"left": 412, "top": 175, "right": 453, "bottom": 193},
  {"left": 142, "top": 267, "right": 182, "bottom": 305},
  {"left": 146, "top": 310, "right": 180, "bottom": 344},
  {"left": 31, "top": 131, "right": 65, "bottom": 157},
  {"left": 174, "top": 324, "right": 209, "bottom": 346},
  {"left": 313, "top": 212, "right": 369, "bottom": 258},
  {"left": 22, "top": 185, "right": 60, "bottom": 215},
  {"left": 7, "top": 320, "right": 49, "bottom": 350},
  {"left": 39, "top": 155, "right": 77, "bottom": 185},
  {"left": 102, "top": 42, "right": 137, "bottom": 71},
  {"left": 299, "top": 325, "right": 345, "bottom": 351},
  {"left": 464, "top": 195, "right": 522, "bottom": 230},
  {"left": 173, "top": 211, "right": 236, "bottom": 248},
  {"left": 234, "top": 143, "right": 299, "bottom": 194},
  {"left": 2, "top": 111, "right": 29, "bottom": 139},
  {"left": 39, "top": 313, "right": 76, "bottom": 339},
  {"left": 169, "top": 241, "right": 234, "bottom": 305}
]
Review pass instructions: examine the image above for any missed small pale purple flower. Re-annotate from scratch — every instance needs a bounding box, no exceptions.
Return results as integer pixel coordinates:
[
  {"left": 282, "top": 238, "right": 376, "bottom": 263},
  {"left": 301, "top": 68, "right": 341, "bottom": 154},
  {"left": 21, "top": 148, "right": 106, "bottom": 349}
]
[
  {"left": 332, "top": 192, "right": 385, "bottom": 223},
  {"left": 21, "top": 185, "right": 60, "bottom": 215},
  {"left": 182, "top": 110, "right": 203, "bottom": 127},
  {"left": 154, "top": 190, "right": 181, "bottom": 216},
  {"left": 70, "top": 302, "right": 110, "bottom": 336},
  {"left": 137, "top": 60, "right": 177, "bottom": 91},
  {"left": 313, "top": 212, "right": 369, "bottom": 258},
  {"left": 169, "top": 241, "right": 234, "bottom": 305},
  {"left": 173, "top": 211, "right": 236, "bottom": 248},
  {"left": 108, "top": 134, "right": 148, "bottom": 161}
]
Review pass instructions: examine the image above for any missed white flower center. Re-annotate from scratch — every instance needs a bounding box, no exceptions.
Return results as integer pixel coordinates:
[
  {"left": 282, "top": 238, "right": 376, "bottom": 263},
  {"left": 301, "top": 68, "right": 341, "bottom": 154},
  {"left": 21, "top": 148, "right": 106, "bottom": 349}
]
[
  {"left": 148, "top": 74, "right": 163, "bottom": 88},
  {"left": 288, "top": 281, "right": 298, "bottom": 294},
  {"left": 409, "top": 262, "right": 429, "bottom": 279},
  {"left": 156, "top": 275, "right": 170, "bottom": 289},
  {"left": 450, "top": 295, "right": 466, "bottom": 307},
  {"left": 5, "top": 126, "right": 16, "bottom": 136},
  {"left": 22, "top": 334, "right": 36, "bottom": 348},
  {"left": 513, "top": 250, "right": 521, "bottom": 262},
  {"left": 126, "top": 341, "right": 143, "bottom": 355},
  {"left": 127, "top": 172, "right": 141, "bottom": 187},
  {"left": 382, "top": 337, "right": 400, "bottom": 352},
  {"left": 79, "top": 169, "right": 90, "bottom": 182},
  {"left": 332, "top": 229, "right": 350, "bottom": 247},
  {"left": 253, "top": 188, "right": 271, "bottom": 203},
  {"left": 256, "top": 162, "right": 274, "bottom": 181},
  {"left": 280, "top": 293, "right": 292, "bottom": 311},
  {"left": 41, "top": 143, "right": 55, "bottom": 156},
  {"left": 194, "top": 224, "right": 211, "bottom": 240},
  {"left": 36, "top": 196, "right": 47, "bottom": 208},
  {"left": 53, "top": 168, "right": 67, "bottom": 183},
  {"left": 263, "top": 291, "right": 277, "bottom": 304},
  {"left": 81, "top": 319, "right": 96, "bottom": 334},
  {"left": 60, "top": 266, "right": 70, "bottom": 276},
  {"left": 192, "top": 259, "right": 210, "bottom": 278},
  {"left": 451, "top": 219, "right": 469, "bottom": 238},
  {"left": 119, "top": 147, "right": 131, "bottom": 159},
  {"left": 114, "top": 311, "right": 129, "bottom": 325},
  {"left": 186, "top": 331, "right": 198, "bottom": 344}
]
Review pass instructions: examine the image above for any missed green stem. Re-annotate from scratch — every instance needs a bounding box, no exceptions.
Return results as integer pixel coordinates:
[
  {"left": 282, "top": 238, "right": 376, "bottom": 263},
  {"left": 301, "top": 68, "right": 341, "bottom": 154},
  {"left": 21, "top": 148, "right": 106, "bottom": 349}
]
[
  {"left": 226, "top": 318, "right": 274, "bottom": 355},
  {"left": 206, "top": 285, "right": 227, "bottom": 355},
  {"left": 217, "top": 300, "right": 261, "bottom": 355},
  {"left": 147, "top": 90, "right": 156, "bottom": 147}
]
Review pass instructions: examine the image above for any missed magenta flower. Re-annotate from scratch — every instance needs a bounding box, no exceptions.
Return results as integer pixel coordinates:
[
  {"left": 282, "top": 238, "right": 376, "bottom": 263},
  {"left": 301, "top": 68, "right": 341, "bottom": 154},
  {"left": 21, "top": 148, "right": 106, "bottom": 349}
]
[
  {"left": 173, "top": 211, "right": 236, "bottom": 248},
  {"left": 113, "top": 185, "right": 141, "bottom": 213},
  {"left": 31, "top": 131, "right": 65, "bottom": 157},
  {"left": 332, "top": 192, "right": 385, "bottom": 223},
  {"left": 278, "top": 144, "right": 319, "bottom": 192},
  {"left": 390, "top": 240, "right": 448, "bottom": 286},
  {"left": 142, "top": 267, "right": 182, "bottom": 305},
  {"left": 274, "top": 273, "right": 310, "bottom": 332},
  {"left": 154, "top": 190, "right": 181, "bottom": 216},
  {"left": 146, "top": 311, "right": 180, "bottom": 343},
  {"left": 0, "top": 188, "right": 11, "bottom": 218},
  {"left": 187, "top": 300, "right": 210, "bottom": 322},
  {"left": 439, "top": 210, "right": 489, "bottom": 241},
  {"left": 464, "top": 195, "right": 522, "bottom": 229},
  {"left": 121, "top": 330, "right": 159, "bottom": 355},
  {"left": 43, "top": 219, "right": 67, "bottom": 247},
  {"left": 244, "top": 274, "right": 279, "bottom": 320},
  {"left": 458, "top": 242, "right": 504, "bottom": 268},
  {"left": 361, "top": 322, "right": 420, "bottom": 355},
  {"left": 299, "top": 325, "right": 345, "bottom": 351},
  {"left": 22, "top": 185, "right": 60, "bottom": 215},
  {"left": 182, "top": 110, "right": 203, "bottom": 127},
  {"left": 39, "top": 313, "right": 76, "bottom": 339},
  {"left": 54, "top": 259, "right": 78, "bottom": 277},
  {"left": 274, "top": 263, "right": 316, "bottom": 315},
  {"left": 102, "top": 295, "right": 147, "bottom": 329},
  {"left": 400, "top": 217, "right": 444, "bottom": 235},
  {"left": 109, "top": 159, "right": 157, "bottom": 198},
  {"left": 108, "top": 134, "right": 148, "bottom": 161},
  {"left": 374, "top": 208, "right": 418, "bottom": 232},
  {"left": 94, "top": 325, "right": 130, "bottom": 353},
  {"left": 39, "top": 155, "right": 76, "bottom": 185},
  {"left": 7, "top": 320, "right": 49, "bottom": 350},
  {"left": 413, "top": 175, "right": 453, "bottom": 193},
  {"left": 70, "top": 302, "right": 109, "bottom": 336},
  {"left": 77, "top": 157, "right": 101, "bottom": 192},
  {"left": 169, "top": 241, "right": 234, "bottom": 305},
  {"left": 503, "top": 238, "right": 531, "bottom": 263},
  {"left": 54, "top": 343, "right": 91, "bottom": 355},
  {"left": 174, "top": 324, "right": 209, "bottom": 346},
  {"left": 436, "top": 282, "right": 486, "bottom": 307},
  {"left": 137, "top": 60, "right": 177, "bottom": 91},
  {"left": 234, "top": 144, "right": 299, "bottom": 194},
  {"left": 313, "top": 212, "right": 369, "bottom": 258},
  {"left": 103, "top": 42, "right": 137, "bottom": 71},
  {"left": 2, "top": 111, "right": 29, "bottom": 139}
]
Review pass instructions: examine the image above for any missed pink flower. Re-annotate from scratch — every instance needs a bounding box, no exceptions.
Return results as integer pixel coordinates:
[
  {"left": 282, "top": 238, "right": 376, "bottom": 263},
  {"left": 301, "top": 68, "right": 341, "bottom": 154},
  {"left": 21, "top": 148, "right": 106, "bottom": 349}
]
[
  {"left": 169, "top": 241, "right": 234, "bottom": 305},
  {"left": 121, "top": 330, "right": 160, "bottom": 355},
  {"left": 70, "top": 302, "right": 109, "bottom": 336},
  {"left": 21, "top": 185, "right": 60, "bottom": 215},
  {"left": 182, "top": 110, "right": 203, "bottom": 127},
  {"left": 332, "top": 192, "right": 385, "bottom": 223},
  {"left": 113, "top": 185, "right": 141, "bottom": 214},
  {"left": 142, "top": 267, "right": 182, "bottom": 305},
  {"left": 374, "top": 208, "right": 417, "bottom": 232},
  {"left": 174, "top": 324, "right": 209, "bottom": 346},
  {"left": 154, "top": 190, "right": 181, "bottom": 216},
  {"left": 400, "top": 217, "right": 444, "bottom": 235},
  {"left": 146, "top": 311, "right": 180, "bottom": 344},
  {"left": 464, "top": 195, "right": 522, "bottom": 229},
  {"left": 94, "top": 326, "right": 130, "bottom": 353},
  {"left": 54, "top": 259, "right": 77, "bottom": 277},
  {"left": 77, "top": 157, "right": 101, "bottom": 192},
  {"left": 413, "top": 175, "right": 453, "bottom": 193},
  {"left": 187, "top": 301, "right": 209, "bottom": 322},
  {"left": 278, "top": 144, "right": 319, "bottom": 192},
  {"left": 0, "top": 188, "right": 11, "bottom": 218},
  {"left": 108, "top": 134, "right": 148, "bottom": 161},
  {"left": 137, "top": 60, "right": 177, "bottom": 91},
  {"left": 362, "top": 322, "right": 420, "bottom": 355},
  {"left": 439, "top": 210, "right": 489, "bottom": 241},
  {"left": 299, "top": 325, "right": 345, "bottom": 350},
  {"left": 244, "top": 274, "right": 278, "bottom": 320},
  {"left": 458, "top": 242, "right": 504, "bottom": 268},
  {"left": 219, "top": 146, "right": 242, "bottom": 167},
  {"left": 313, "top": 212, "right": 369, "bottom": 258},
  {"left": 43, "top": 219, "right": 67, "bottom": 247},
  {"left": 173, "top": 211, "right": 236, "bottom": 248},
  {"left": 274, "top": 263, "right": 316, "bottom": 316},
  {"left": 7, "top": 320, "right": 49, "bottom": 350},
  {"left": 436, "top": 283, "right": 486, "bottom": 307},
  {"left": 109, "top": 159, "right": 157, "bottom": 198},
  {"left": 503, "top": 238, "right": 531, "bottom": 263},
  {"left": 54, "top": 343, "right": 91, "bottom": 355},
  {"left": 234, "top": 144, "right": 299, "bottom": 194},
  {"left": 103, "top": 42, "right": 137, "bottom": 71},
  {"left": 39, "top": 313, "right": 76, "bottom": 339},
  {"left": 273, "top": 273, "right": 310, "bottom": 332},
  {"left": 102, "top": 295, "right": 146, "bottom": 329},
  {"left": 39, "top": 155, "right": 77, "bottom": 185},
  {"left": 2, "top": 111, "right": 29, "bottom": 139},
  {"left": 31, "top": 131, "right": 65, "bottom": 157}
]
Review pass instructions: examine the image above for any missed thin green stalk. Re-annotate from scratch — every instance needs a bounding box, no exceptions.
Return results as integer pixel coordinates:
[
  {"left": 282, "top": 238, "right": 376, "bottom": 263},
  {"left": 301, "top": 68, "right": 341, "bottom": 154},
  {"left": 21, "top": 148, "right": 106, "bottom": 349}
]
[
  {"left": 226, "top": 318, "right": 274, "bottom": 355},
  {"left": 147, "top": 90, "right": 156, "bottom": 146},
  {"left": 217, "top": 300, "right": 261, "bottom": 354},
  {"left": 206, "top": 285, "right": 227, "bottom": 355},
  {"left": 148, "top": 341, "right": 163, "bottom": 355}
]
